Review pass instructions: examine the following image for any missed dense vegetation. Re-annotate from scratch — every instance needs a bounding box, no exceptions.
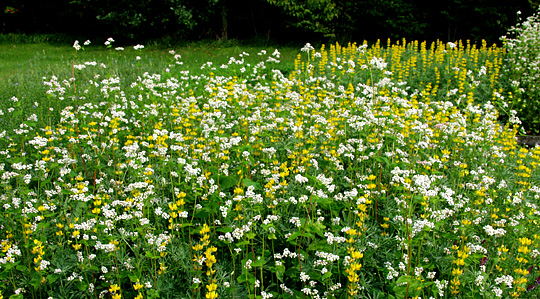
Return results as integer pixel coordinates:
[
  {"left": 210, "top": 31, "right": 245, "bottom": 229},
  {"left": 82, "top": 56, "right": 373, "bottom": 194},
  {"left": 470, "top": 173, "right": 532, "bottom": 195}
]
[
  {"left": 0, "top": 33, "right": 540, "bottom": 298},
  {"left": 2, "top": 2, "right": 540, "bottom": 299}
]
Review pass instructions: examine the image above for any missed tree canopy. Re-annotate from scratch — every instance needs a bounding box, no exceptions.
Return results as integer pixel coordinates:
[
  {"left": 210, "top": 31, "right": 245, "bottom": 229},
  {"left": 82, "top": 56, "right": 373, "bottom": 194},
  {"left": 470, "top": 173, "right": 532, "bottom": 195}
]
[{"left": 1, "top": 0, "right": 536, "bottom": 44}]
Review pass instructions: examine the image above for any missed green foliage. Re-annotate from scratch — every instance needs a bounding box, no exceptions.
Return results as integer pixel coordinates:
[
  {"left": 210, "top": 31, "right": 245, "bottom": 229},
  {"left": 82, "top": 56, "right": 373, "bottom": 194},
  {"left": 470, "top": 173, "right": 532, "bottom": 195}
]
[
  {"left": 264, "top": 0, "right": 340, "bottom": 38},
  {"left": 501, "top": 7, "right": 540, "bottom": 134},
  {"left": 71, "top": 0, "right": 220, "bottom": 39}
]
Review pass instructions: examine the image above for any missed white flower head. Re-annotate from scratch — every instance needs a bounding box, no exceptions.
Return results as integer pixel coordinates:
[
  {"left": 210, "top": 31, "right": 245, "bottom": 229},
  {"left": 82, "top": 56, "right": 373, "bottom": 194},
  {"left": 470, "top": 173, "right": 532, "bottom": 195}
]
[
  {"left": 73, "top": 40, "right": 81, "bottom": 51},
  {"left": 104, "top": 37, "right": 115, "bottom": 46},
  {"left": 301, "top": 43, "right": 315, "bottom": 53}
]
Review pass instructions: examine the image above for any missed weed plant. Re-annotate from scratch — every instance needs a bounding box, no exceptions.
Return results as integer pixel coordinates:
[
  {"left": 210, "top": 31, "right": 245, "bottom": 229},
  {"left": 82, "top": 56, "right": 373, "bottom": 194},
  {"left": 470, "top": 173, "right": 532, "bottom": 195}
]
[{"left": 0, "top": 38, "right": 539, "bottom": 299}]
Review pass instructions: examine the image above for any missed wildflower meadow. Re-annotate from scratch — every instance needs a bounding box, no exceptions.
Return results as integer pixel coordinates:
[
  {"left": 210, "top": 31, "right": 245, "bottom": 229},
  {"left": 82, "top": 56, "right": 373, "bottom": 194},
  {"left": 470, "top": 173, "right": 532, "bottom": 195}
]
[{"left": 1, "top": 34, "right": 540, "bottom": 299}]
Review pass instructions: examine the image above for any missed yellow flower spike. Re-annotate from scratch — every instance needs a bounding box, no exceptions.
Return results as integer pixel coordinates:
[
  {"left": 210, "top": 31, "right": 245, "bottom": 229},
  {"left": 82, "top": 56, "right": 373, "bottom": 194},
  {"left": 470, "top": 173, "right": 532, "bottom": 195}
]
[
  {"left": 519, "top": 237, "right": 532, "bottom": 246},
  {"left": 351, "top": 251, "right": 363, "bottom": 260},
  {"left": 200, "top": 224, "right": 211, "bottom": 235}
]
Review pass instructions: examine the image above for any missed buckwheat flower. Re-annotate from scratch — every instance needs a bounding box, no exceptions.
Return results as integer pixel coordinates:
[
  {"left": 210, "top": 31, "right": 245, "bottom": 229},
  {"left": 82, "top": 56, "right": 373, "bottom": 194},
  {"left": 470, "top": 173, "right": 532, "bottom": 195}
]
[
  {"left": 300, "top": 272, "right": 310, "bottom": 282},
  {"left": 83, "top": 40, "right": 91, "bottom": 46},
  {"left": 244, "top": 259, "right": 252, "bottom": 269},
  {"left": 104, "top": 37, "right": 115, "bottom": 46},
  {"left": 492, "top": 287, "right": 503, "bottom": 297},
  {"left": 357, "top": 44, "right": 368, "bottom": 53},
  {"left": 133, "top": 44, "right": 144, "bottom": 50},
  {"left": 290, "top": 217, "right": 301, "bottom": 227},
  {"left": 301, "top": 43, "right": 315, "bottom": 53},
  {"left": 448, "top": 42, "right": 457, "bottom": 49},
  {"left": 475, "top": 274, "right": 485, "bottom": 286},
  {"left": 295, "top": 174, "right": 308, "bottom": 184},
  {"left": 495, "top": 275, "right": 513, "bottom": 288},
  {"left": 115, "top": 47, "right": 124, "bottom": 51},
  {"left": 73, "top": 40, "right": 81, "bottom": 51},
  {"left": 193, "top": 277, "right": 201, "bottom": 284},
  {"left": 370, "top": 56, "right": 388, "bottom": 70}
]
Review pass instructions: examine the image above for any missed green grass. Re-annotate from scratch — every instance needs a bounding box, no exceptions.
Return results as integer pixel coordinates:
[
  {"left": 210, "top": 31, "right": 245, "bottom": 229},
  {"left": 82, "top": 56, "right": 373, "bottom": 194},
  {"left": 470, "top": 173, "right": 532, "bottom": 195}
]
[{"left": 0, "top": 38, "right": 298, "bottom": 133}]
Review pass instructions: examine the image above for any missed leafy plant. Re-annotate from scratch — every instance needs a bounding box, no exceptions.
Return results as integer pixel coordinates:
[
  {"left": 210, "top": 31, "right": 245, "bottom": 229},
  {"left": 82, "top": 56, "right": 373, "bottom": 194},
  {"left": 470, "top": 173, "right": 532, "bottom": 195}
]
[{"left": 501, "top": 7, "right": 540, "bottom": 134}]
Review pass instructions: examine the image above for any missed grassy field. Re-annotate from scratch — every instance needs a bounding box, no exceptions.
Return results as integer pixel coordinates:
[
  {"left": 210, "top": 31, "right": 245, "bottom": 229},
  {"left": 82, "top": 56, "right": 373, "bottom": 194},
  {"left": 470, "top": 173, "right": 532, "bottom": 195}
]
[
  {"left": 0, "top": 40, "right": 297, "bottom": 111},
  {"left": 0, "top": 37, "right": 539, "bottom": 299}
]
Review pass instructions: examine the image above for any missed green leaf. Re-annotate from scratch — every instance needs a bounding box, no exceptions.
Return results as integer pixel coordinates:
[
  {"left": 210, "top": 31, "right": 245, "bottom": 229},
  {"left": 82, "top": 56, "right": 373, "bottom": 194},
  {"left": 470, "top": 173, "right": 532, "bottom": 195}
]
[
  {"left": 242, "top": 178, "right": 261, "bottom": 190},
  {"left": 275, "top": 265, "right": 286, "bottom": 281},
  {"left": 76, "top": 280, "right": 89, "bottom": 290},
  {"left": 252, "top": 257, "right": 266, "bottom": 267},
  {"left": 322, "top": 271, "right": 332, "bottom": 280},
  {"left": 47, "top": 274, "right": 60, "bottom": 283},
  {"left": 214, "top": 175, "right": 237, "bottom": 190}
]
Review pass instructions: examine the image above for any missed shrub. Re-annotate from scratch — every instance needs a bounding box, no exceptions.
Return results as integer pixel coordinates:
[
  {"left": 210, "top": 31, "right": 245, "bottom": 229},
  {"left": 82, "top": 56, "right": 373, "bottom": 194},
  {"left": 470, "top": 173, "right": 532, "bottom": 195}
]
[{"left": 501, "top": 7, "right": 540, "bottom": 134}]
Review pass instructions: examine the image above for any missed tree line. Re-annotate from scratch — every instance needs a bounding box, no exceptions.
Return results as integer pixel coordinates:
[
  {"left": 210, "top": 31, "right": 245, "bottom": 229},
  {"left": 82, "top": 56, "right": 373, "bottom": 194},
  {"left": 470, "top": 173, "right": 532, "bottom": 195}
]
[{"left": 1, "top": 0, "right": 538, "bottom": 45}]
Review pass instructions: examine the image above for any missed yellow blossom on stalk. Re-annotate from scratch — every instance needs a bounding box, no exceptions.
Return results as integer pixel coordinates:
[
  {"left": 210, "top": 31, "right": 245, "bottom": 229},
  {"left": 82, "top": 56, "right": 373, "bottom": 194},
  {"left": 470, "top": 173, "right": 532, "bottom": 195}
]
[
  {"left": 206, "top": 283, "right": 218, "bottom": 299},
  {"left": 109, "top": 284, "right": 120, "bottom": 293},
  {"left": 158, "top": 262, "right": 168, "bottom": 274},
  {"left": 200, "top": 224, "right": 211, "bottom": 235}
]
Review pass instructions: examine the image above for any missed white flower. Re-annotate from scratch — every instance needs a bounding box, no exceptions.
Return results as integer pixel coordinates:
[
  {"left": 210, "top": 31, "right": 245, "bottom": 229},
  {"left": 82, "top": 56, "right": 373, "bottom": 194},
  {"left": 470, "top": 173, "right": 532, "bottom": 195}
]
[
  {"left": 295, "top": 174, "right": 308, "bottom": 184},
  {"left": 301, "top": 43, "right": 315, "bottom": 53},
  {"left": 73, "top": 40, "right": 81, "bottom": 51},
  {"left": 370, "top": 57, "right": 388, "bottom": 70},
  {"left": 492, "top": 287, "right": 503, "bottom": 297},
  {"left": 104, "top": 37, "right": 115, "bottom": 46},
  {"left": 133, "top": 44, "right": 145, "bottom": 50}
]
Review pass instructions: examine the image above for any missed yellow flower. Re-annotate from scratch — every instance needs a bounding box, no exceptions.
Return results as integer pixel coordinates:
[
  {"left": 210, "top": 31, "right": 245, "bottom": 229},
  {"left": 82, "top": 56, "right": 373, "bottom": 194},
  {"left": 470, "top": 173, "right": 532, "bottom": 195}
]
[
  {"left": 133, "top": 281, "right": 143, "bottom": 290},
  {"left": 206, "top": 283, "right": 218, "bottom": 299},
  {"left": 109, "top": 284, "right": 120, "bottom": 293}
]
